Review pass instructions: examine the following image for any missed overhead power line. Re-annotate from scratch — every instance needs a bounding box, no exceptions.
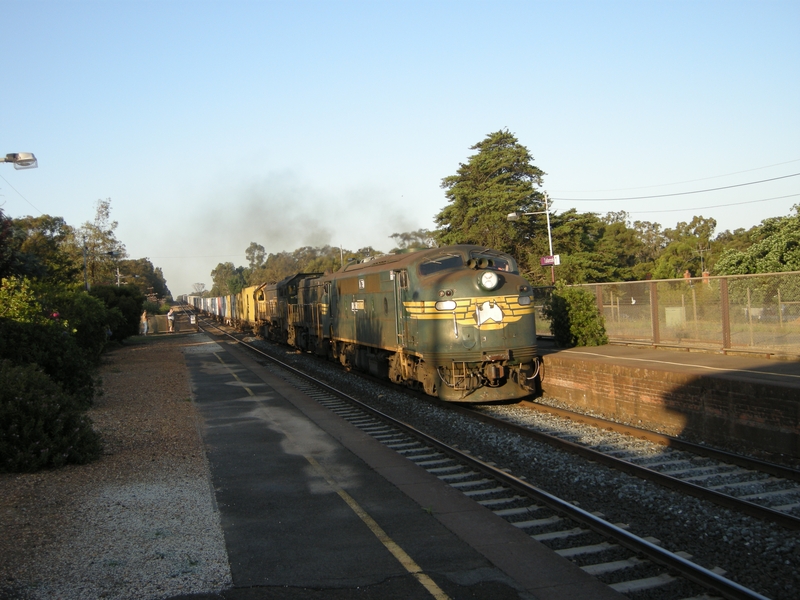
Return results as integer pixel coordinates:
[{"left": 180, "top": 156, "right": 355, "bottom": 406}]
[
  {"left": 0, "top": 173, "right": 43, "bottom": 214},
  {"left": 147, "top": 254, "right": 246, "bottom": 259},
  {"left": 550, "top": 158, "right": 800, "bottom": 193},
  {"left": 551, "top": 172, "right": 800, "bottom": 202},
  {"left": 627, "top": 193, "right": 800, "bottom": 215}
]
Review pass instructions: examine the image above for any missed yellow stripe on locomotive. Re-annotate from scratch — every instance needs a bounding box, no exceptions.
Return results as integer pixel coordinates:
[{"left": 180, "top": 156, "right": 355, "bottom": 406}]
[{"left": 403, "top": 296, "right": 536, "bottom": 330}]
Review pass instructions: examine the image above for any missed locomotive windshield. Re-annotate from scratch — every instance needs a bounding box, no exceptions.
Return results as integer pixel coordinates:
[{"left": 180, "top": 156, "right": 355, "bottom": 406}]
[
  {"left": 418, "top": 253, "right": 464, "bottom": 276},
  {"left": 469, "top": 251, "right": 519, "bottom": 273}
]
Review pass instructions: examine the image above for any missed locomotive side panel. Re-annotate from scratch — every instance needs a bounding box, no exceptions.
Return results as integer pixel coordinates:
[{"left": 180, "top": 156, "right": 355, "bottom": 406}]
[
  {"left": 332, "top": 272, "right": 396, "bottom": 347},
  {"left": 327, "top": 268, "right": 401, "bottom": 378},
  {"left": 332, "top": 275, "right": 356, "bottom": 349}
]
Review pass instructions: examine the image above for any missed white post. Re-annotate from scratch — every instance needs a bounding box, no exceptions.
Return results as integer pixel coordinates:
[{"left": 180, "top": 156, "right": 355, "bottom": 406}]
[{"left": 544, "top": 195, "right": 555, "bottom": 284}]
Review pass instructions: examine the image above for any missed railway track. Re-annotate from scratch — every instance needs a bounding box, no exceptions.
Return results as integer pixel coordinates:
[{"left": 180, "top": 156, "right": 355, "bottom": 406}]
[
  {"left": 193, "top": 315, "right": 777, "bottom": 600},
  {"left": 459, "top": 402, "right": 800, "bottom": 531}
]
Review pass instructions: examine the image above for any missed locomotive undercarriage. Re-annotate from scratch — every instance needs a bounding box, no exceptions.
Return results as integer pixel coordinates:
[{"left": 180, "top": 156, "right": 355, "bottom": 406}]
[
  {"left": 387, "top": 348, "right": 541, "bottom": 401},
  {"left": 434, "top": 358, "right": 540, "bottom": 400},
  {"left": 265, "top": 323, "right": 540, "bottom": 402}
]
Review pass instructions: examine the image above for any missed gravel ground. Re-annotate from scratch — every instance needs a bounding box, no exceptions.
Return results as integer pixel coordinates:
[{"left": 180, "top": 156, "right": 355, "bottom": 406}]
[
  {"left": 0, "top": 333, "right": 232, "bottom": 600},
  {"left": 248, "top": 337, "right": 800, "bottom": 600}
]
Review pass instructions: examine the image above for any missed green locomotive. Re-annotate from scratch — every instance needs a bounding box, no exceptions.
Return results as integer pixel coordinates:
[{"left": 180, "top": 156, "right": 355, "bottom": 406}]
[{"left": 256, "top": 245, "right": 540, "bottom": 402}]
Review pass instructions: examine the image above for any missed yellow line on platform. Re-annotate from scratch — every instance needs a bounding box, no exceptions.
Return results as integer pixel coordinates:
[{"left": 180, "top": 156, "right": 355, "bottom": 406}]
[
  {"left": 213, "top": 353, "right": 450, "bottom": 599},
  {"left": 215, "top": 353, "right": 256, "bottom": 395},
  {"left": 305, "top": 455, "right": 451, "bottom": 600}
]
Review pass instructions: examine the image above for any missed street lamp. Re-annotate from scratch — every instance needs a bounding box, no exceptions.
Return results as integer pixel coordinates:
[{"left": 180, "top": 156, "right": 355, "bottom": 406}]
[
  {"left": 1, "top": 152, "right": 38, "bottom": 169},
  {"left": 508, "top": 195, "right": 556, "bottom": 284}
]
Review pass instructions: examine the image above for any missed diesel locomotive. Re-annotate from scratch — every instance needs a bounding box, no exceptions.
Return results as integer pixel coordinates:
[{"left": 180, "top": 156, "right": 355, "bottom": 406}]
[{"left": 188, "top": 245, "right": 540, "bottom": 402}]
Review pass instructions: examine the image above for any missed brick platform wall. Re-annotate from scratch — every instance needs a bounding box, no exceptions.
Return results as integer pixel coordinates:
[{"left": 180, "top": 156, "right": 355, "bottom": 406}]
[{"left": 541, "top": 354, "right": 800, "bottom": 459}]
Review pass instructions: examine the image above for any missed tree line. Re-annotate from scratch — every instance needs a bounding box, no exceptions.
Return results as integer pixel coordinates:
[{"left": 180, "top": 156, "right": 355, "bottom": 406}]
[
  {"left": 3, "top": 198, "right": 171, "bottom": 298},
  {"left": 0, "top": 199, "right": 173, "bottom": 472},
  {"left": 204, "top": 129, "right": 800, "bottom": 296}
]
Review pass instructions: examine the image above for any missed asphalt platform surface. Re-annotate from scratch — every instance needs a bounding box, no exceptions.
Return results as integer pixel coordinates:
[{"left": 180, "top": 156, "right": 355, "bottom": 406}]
[{"left": 169, "top": 334, "right": 624, "bottom": 600}]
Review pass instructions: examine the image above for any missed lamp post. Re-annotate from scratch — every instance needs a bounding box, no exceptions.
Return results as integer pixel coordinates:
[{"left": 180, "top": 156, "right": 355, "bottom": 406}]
[
  {"left": 1, "top": 152, "right": 38, "bottom": 169},
  {"left": 508, "top": 195, "right": 556, "bottom": 284}
]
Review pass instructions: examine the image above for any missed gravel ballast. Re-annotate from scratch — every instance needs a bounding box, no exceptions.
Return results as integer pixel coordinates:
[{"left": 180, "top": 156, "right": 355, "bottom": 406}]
[{"left": 0, "top": 334, "right": 232, "bottom": 600}]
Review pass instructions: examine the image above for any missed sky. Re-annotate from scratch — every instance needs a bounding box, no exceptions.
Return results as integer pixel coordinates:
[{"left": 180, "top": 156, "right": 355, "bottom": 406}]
[{"left": 1, "top": 0, "right": 798, "bottom": 297}]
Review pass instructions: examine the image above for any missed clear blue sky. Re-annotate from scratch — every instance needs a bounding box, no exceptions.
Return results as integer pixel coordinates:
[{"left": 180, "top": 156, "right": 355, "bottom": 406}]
[{"left": 2, "top": 0, "right": 798, "bottom": 296}]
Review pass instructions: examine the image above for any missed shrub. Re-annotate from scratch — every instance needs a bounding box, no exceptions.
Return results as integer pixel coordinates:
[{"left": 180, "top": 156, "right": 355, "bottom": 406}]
[
  {"left": 0, "top": 360, "right": 102, "bottom": 472},
  {"left": 142, "top": 299, "right": 161, "bottom": 315},
  {"left": 90, "top": 284, "right": 145, "bottom": 341},
  {"left": 3, "top": 278, "right": 113, "bottom": 365},
  {"left": 60, "top": 292, "right": 110, "bottom": 363},
  {"left": 37, "top": 286, "right": 111, "bottom": 365},
  {"left": 0, "top": 318, "right": 95, "bottom": 407},
  {"left": 543, "top": 283, "right": 609, "bottom": 347},
  {"left": 105, "top": 306, "right": 128, "bottom": 339},
  {"left": 0, "top": 276, "right": 44, "bottom": 323}
]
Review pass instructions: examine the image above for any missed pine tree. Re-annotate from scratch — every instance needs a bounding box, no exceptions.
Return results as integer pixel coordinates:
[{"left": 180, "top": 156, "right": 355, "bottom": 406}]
[{"left": 434, "top": 129, "right": 546, "bottom": 258}]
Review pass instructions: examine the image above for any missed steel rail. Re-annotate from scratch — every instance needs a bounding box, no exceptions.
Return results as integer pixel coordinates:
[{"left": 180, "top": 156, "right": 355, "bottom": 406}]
[
  {"left": 520, "top": 400, "right": 800, "bottom": 482},
  {"left": 194, "top": 314, "right": 771, "bottom": 600},
  {"left": 452, "top": 402, "right": 800, "bottom": 531}
]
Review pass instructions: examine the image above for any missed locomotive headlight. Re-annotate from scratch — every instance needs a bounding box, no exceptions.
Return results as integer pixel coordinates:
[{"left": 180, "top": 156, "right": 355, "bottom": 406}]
[
  {"left": 478, "top": 270, "right": 499, "bottom": 290},
  {"left": 435, "top": 300, "right": 457, "bottom": 311},
  {"left": 518, "top": 295, "right": 532, "bottom": 305}
]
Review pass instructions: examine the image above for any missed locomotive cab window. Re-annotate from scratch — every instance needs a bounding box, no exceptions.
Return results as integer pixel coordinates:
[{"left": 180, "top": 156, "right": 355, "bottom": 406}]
[
  {"left": 469, "top": 251, "right": 518, "bottom": 274},
  {"left": 419, "top": 253, "right": 464, "bottom": 276}
]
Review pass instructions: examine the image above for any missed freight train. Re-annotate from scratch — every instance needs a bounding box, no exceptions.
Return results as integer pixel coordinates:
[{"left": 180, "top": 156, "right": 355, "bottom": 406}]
[{"left": 187, "top": 244, "right": 540, "bottom": 402}]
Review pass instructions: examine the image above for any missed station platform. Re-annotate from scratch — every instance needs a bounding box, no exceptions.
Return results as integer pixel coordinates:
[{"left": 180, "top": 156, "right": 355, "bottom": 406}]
[
  {"left": 173, "top": 334, "right": 624, "bottom": 600},
  {"left": 539, "top": 339, "right": 800, "bottom": 386},
  {"left": 536, "top": 339, "right": 800, "bottom": 459}
]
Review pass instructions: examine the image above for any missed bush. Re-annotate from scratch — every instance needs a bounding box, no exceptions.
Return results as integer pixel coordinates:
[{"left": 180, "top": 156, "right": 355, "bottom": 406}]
[
  {"left": 543, "top": 283, "right": 609, "bottom": 347},
  {"left": 4, "top": 279, "right": 115, "bottom": 365},
  {"left": 0, "top": 360, "right": 102, "bottom": 472},
  {"left": 143, "top": 299, "right": 161, "bottom": 315},
  {"left": 90, "top": 284, "right": 145, "bottom": 341},
  {"left": 38, "top": 287, "right": 111, "bottom": 365},
  {"left": 63, "top": 292, "right": 111, "bottom": 363},
  {"left": 0, "top": 318, "right": 96, "bottom": 407},
  {"left": 0, "top": 276, "right": 43, "bottom": 323}
]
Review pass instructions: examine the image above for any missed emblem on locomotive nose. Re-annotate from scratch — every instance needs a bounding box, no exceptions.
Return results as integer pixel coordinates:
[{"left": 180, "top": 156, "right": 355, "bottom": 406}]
[{"left": 476, "top": 300, "right": 504, "bottom": 326}]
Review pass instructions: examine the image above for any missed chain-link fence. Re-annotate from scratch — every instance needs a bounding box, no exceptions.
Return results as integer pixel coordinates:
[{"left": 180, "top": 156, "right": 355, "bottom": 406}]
[
  {"left": 549, "top": 272, "right": 800, "bottom": 354},
  {"left": 531, "top": 286, "right": 555, "bottom": 338},
  {"left": 533, "top": 273, "right": 800, "bottom": 354}
]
